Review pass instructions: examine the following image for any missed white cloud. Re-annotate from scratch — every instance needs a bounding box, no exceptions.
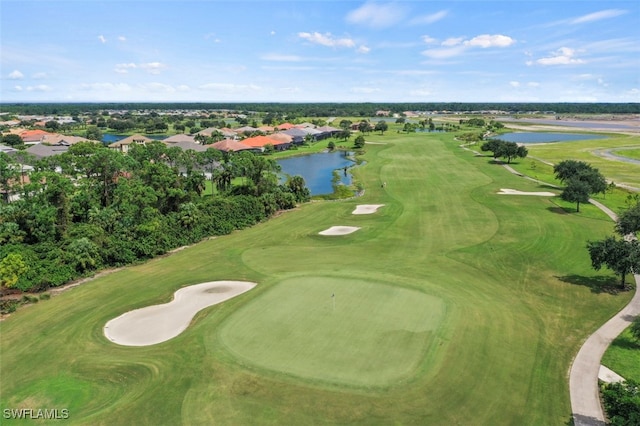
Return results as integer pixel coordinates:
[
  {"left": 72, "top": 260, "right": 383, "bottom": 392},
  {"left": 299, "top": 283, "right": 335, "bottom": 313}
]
[
  {"left": 421, "top": 46, "right": 466, "bottom": 59},
  {"left": 298, "top": 32, "right": 356, "bottom": 48},
  {"left": 79, "top": 83, "right": 132, "bottom": 92},
  {"left": 410, "top": 10, "right": 448, "bottom": 25},
  {"left": 350, "top": 86, "right": 381, "bottom": 94},
  {"left": 261, "top": 54, "right": 303, "bottom": 62},
  {"left": 422, "top": 34, "right": 514, "bottom": 59},
  {"left": 357, "top": 45, "right": 371, "bottom": 54},
  {"left": 570, "top": 9, "right": 627, "bottom": 24},
  {"left": 198, "top": 83, "right": 262, "bottom": 93},
  {"left": 13, "top": 85, "right": 23, "bottom": 91},
  {"left": 346, "top": 2, "right": 408, "bottom": 28},
  {"left": 118, "top": 36, "right": 127, "bottom": 42},
  {"left": 114, "top": 63, "right": 137, "bottom": 74},
  {"left": 139, "top": 62, "right": 166, "bottom": 74},
  {"left": 528, "top": 82, "right": 540, "bottom": 88},
  {"left": 421, "top": 35, "right": 438, "bottom": 45},
  {"left": 98, "top": 35, "right": 107, "bottom": 44},
  {"left": 510, "top": 81, "right": 521, "bottom": 87},
  {"left": 464, "top": 34, "right": 515, "bottom": 48},
  {"left": 442, "top": 37, "right": 464, "bottom": 47},
  {"left": 8, "top": 70, "right": 24, "bottom": 79},
  {"left": 140, "top": 83, "right": 175, "bottom": 93},
  {"left": 176, "top": 85, "right": 190, "bottom": 92},
  {"left": 534, "top": 47, "right": 585, "bottom": 66},
  {"left": 270, "top": 31, "right": 276, "bottom": 36},
  {"left": 26, "top": 85, "right": 52, "bottom": 92},
  {"left": 409, "top": 88, "right": 432, "bottom": 97},
  {"left": 114, "top": 62, "right": 166, "bottom": 74}
]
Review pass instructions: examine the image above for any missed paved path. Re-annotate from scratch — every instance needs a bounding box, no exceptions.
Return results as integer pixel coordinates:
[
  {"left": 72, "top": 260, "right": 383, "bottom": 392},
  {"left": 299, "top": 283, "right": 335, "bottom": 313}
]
[{"left": 570, "top": 274, "right": 640, "bottom": 426}]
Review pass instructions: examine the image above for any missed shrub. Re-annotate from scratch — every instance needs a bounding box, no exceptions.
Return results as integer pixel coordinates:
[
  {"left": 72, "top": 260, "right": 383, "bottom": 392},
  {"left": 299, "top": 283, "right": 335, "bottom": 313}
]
[{"left": 601, "top": 380, "right": 640, "bottom": 425}]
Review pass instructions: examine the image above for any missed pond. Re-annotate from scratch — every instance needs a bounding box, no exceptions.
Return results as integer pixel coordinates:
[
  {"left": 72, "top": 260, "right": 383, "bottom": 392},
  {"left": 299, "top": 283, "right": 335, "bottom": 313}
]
[
  {"left": 493, "top": 132, "right": 607, "bottom": 144},
  {"left": 277, "top": 151, "right": 355, "bottom": 196}
]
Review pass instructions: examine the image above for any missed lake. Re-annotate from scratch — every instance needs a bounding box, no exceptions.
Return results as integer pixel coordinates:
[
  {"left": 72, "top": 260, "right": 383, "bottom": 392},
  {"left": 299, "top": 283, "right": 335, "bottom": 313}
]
[
  {"left": 278, "top": 151, "right": 354, "bottom": 196},
  {"left": 493, "top": 132, "right": 607, "bottom": 144}
]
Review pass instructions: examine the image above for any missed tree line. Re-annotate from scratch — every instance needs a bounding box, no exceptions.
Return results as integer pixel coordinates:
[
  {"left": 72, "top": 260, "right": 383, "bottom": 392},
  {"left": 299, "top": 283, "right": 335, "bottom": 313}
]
[
  {"left": 2, "top": 102, "right": 638, "bottom": 117},
  {"left": 0, "top": 142, "right": 310, "bottom": 297}
]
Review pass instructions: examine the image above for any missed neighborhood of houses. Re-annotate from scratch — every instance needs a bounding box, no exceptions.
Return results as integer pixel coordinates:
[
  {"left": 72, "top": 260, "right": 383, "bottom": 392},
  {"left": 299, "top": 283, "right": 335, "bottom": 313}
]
[{"left": 0, "top": 122, "right": 343, "bottom": 160}]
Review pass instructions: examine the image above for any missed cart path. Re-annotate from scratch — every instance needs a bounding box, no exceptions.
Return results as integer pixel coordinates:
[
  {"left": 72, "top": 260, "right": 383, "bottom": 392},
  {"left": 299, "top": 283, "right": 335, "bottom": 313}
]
[{"left": 570, "top": 274, "right": 640, "bottom": 426}]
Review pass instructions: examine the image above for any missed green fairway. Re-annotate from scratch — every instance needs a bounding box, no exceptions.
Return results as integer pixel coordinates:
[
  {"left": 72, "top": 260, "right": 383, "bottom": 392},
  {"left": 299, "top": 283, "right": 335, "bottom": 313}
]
[
  {"left": 0, "top": 130, "right": 635, "bottom": 425},
  {"left": 219, "top": 276, "right": 445, "bottom": 387}
]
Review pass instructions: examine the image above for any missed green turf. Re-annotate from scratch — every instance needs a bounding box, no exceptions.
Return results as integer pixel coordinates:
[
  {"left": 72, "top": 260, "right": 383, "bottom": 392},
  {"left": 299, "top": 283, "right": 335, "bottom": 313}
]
[
  {"left": 601, "top": 328, "right": 640, "bottom": 382},
  {"left": 0, "top": 130, "right": 635, "bottom": 425},
  {"left": 218, "top": 276, "right": 445, "bottom": 388}
]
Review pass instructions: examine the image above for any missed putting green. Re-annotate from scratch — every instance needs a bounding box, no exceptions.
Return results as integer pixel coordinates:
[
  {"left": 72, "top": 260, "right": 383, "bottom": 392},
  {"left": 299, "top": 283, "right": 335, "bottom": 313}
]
[{"left": 218, "top": 276, "right": 446, "bottom": 388}]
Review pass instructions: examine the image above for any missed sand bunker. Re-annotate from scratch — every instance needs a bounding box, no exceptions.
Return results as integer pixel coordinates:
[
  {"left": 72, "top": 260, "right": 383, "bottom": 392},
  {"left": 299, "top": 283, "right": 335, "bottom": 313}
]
[
  {"left": 104, "top": 281, "right": 256, "bottom": 346},
  {"left": 497, "top": 188, "right": 556, "bottom": 196},
  {"left": 318, "top": 226, "right": 361, "bottom": 236},
  {"left": 352, "top": 204, "right": 385, "bottom": 215}
]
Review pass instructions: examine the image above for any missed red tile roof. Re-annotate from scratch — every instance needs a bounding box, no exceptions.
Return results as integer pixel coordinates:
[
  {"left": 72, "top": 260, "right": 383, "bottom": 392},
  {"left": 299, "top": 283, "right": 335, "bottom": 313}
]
[
  {"left": 241, "top": 135, "right": 288, "bottom": 148},
  {"left": 276, "top": 123, "right": 295, "bottom": 130}
]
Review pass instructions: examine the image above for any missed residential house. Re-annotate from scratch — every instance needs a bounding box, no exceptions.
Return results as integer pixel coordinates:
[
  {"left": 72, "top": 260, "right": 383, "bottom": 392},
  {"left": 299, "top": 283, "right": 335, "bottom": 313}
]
[
  {"left": 19, "top": 129, "right": 53, "bottom": 145},
  {"left": 241, "top": 135, "right": 290, "bottom": 152},
  {"left": 163, "top": 134, "right": 197, "bottom": 144},
  {"left": 210, "top": 139, "right": 253, "bottom": 153},
  {"left": 108, "top": 134, "right": 153, "bottom": 153},
  {"left": 26, "top": 143, "right": 70, "bottom": 160}
]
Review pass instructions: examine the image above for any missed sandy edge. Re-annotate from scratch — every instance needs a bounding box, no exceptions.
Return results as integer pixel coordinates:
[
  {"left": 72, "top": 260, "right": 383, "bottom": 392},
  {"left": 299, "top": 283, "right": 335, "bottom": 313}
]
[
  {"left": 104, "top": 281, "right": 256, "bottom": 346},
  {"left": 352, "top": 204, "right": 385, "bottom": 215},
  {"left": 318, "top": 226, "right": 361, "bottom": 236},
  {"left": 497, "top": 188, "right": 556, "bottom": 196}
]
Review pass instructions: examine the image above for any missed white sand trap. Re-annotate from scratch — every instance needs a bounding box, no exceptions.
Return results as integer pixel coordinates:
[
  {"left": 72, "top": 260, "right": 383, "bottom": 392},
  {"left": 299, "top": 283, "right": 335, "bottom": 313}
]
[
  {"left": 104, "top": 281, "right": 256, "bottom": 346},
  {"left": 352, "top": 204, "right": 385, "bottom": 215},
  {"left": 497, "top": 188, "right": 556, "bottom": 196},
  {"left": 318, "top": 226, "right": 361, "bottom": 236}
]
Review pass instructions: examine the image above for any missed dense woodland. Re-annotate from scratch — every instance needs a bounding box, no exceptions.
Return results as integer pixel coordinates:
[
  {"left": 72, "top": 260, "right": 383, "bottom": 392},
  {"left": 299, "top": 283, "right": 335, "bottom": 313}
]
[
  {"left": 1, "top": 102, "right": 639, "bottom": 117},
  {"left": 0, "top": 142, "right": 310, "bottom": 296}
]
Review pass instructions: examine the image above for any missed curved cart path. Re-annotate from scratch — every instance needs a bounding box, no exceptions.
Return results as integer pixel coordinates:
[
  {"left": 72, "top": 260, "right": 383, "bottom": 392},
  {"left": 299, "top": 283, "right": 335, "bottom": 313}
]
[{"left": 570, "top": 274, "right": 640, "bottom": 426}]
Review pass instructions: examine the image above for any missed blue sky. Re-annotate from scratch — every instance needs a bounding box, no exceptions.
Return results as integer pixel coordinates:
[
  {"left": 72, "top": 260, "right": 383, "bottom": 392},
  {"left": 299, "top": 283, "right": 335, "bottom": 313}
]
[{"left": 2, "top": 0, "right": 639, "bottom": 103}]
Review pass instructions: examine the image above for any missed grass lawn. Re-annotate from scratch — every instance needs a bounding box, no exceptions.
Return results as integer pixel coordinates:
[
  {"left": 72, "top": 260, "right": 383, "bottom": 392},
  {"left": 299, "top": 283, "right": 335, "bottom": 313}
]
[
  {"left": 219, "top": 276, "right": 445, "bottom": 388},
  {"left": 601, "top": 328, "right": 640, "bottom": 382},
  {"left": 517, "top": 133, "right": 640, "bottom": 189},
  {"left": 0, "top": 130, "right": 634, "bottom": 425}
]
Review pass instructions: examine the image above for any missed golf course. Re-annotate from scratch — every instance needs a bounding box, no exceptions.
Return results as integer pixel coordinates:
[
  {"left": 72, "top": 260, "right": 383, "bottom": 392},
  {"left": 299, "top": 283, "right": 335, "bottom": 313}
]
[{"left": 1, "top": 129, "right": 636, "bottom": 424}]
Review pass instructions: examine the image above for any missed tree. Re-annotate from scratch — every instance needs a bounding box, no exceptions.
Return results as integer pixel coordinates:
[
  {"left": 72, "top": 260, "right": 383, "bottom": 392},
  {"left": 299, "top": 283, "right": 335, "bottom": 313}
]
[
  {"left": 587, "top": 237, "right": 640, "bottom": 288},
  {"left": 45, "top": 120, "right": 60, "bottom": 131},
  {"left": 561, "top": 178, "right": 592, "bottom": 212},
  {"left": 2, "top": 134, "right": 23, "bottom": 147},
  {"left": 480, "top": 139, "right": 504, "bottom": 159},
  {"left": 616, "top": 201, "right": 640, "bottom": 237},
  {"left": 354, "top": 134, "right": 365, "bottom": 149},
  {"left": 85, "top": 126, "right": 103, "bottom": 141},
  {"left": 357, "top": 120, "right": 372, "bottom": 134},
  {"left": 0, "top": 253, "right": 28, "bottom": 290},
  {"left": 554, "top": 160, "right": 606, "bottom": 211},
  {"left": 374, "top": 120, "right": 388, "bottom": 135},
  {"left": 339, "top": 119, "right": 352, "bottom": 130},
  {"left": 285, "top": 175, "right": 310, "bottom": 203},
  {"left": 327, "top": 141, "right": 336, "bottom": 151},
  {"left": 601, "top": 380, "right": 640, "bottom": 425},
  {"left": 67, "top": 237, "right": 101, "bottom": 272}
]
